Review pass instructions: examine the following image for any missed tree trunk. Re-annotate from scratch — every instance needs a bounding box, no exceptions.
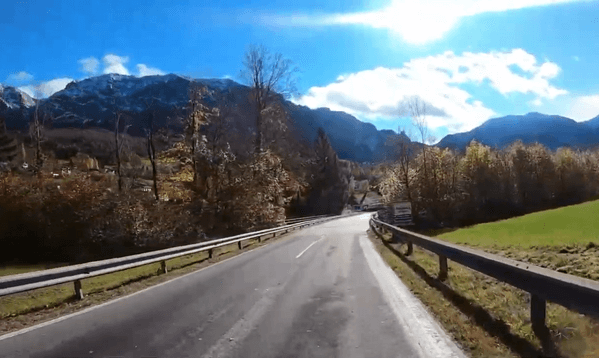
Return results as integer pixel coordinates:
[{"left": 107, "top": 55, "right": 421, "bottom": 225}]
[
  {"left": 115, "top": 117, "right": 123, "bottom": 191},
  {"left": 255, "top": 113, "right": 263, "bottom": 154},
  {"left": 147, "top": 131, "right": 159, "bottom": 201},
  {"left": 191, "top": 101, "right": 198, "bottom": 187}
]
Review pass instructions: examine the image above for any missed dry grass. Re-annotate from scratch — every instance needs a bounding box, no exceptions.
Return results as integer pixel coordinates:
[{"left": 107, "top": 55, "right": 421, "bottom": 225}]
[{"left": 370, "top": 230, "right": 599, "bottom": 358}]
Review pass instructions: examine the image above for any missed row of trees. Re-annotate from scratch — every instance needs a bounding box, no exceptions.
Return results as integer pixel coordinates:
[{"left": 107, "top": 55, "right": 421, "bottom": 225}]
[
  {"left": 0, "top": 43, "right": 353, "bottom": 264},
  {"left": 380, "top": 136, "right": 599, "bottom": 227}
]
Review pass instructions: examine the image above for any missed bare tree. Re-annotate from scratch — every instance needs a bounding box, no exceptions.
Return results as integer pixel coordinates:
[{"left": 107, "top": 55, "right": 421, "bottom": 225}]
[
  {"left": 185, "top": 84, "right": 219, "bottom": 187},
  {"left": 109, "top": 79, "right": 130, "bottom": 191},
  {"left": 113, "top": 111, "right": 131, "bottom": 191},
  {"left": 387, "top": 125, "right": 416, "bottom": 204},
  {"left": 28, "top": 90, "right": 48, "bottom": 168},
  {"left": 240, "top": 44, "right": 298, "bottom": 154},
  {"left": 402, "top": 97, "right": 433, "bottom": 218},
  {"left": 408, "top": 97, "right": 429, "bottom": 162},
  {"left": 143, "top": 98, "right": 160, "bottom": 201}
]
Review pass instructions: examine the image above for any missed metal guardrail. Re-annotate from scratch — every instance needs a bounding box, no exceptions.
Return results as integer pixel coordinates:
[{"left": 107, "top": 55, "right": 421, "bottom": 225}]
[
  {"left": 369, "top": 213, "right": 599, "bottom": 329},
  {"left": 284, "top": 215, "right": 328, "bottom": 225},
  {"left": 0, "top": 214, "right": 347, "bottom": 299}
]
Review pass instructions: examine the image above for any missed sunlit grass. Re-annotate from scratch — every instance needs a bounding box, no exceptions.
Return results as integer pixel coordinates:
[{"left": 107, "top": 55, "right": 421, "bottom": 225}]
[{"left": 437, "top": 200, "right": 599, "bottom": 248}]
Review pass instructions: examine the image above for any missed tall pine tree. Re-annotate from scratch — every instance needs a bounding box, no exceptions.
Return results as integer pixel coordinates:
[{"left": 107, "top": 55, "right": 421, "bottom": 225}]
[
  {"left": 0, "top": 116, "right": 18, "bottom": 163},
  {"left": 307, "top": 128, "right": 350, "bottom": 214}
]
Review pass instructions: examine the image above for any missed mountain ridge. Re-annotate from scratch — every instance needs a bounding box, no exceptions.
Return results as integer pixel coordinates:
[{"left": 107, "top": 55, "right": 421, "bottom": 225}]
[
  {"left": 437, "top": 112, "right": 599, "bottom": 150},
  {"left": 0, "top": 74, "right": 400, "bottom": 163}
]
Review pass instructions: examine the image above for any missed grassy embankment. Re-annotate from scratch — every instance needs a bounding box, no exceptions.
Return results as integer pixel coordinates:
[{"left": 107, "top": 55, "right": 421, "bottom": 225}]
[{"left": 371, "top": 200, "right": 599, "bottom": 358}]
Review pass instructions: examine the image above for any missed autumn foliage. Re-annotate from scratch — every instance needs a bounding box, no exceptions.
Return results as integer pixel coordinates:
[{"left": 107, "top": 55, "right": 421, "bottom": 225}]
[{"left": 379, "top": 140, "right": 599, "bottom": 227}]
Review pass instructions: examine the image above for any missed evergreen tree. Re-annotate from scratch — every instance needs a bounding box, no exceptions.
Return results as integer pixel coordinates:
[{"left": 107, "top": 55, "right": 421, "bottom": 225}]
[
  {"left": 0, "top": 116, "right": 18, "bottom": 162},
  {"left": 307, "top": 128, "right": 350, "bottom": 214}
]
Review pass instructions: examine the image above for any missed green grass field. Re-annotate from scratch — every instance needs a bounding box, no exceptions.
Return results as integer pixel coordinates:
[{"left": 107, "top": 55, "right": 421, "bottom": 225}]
[
  {"left": 373, "top": 200, "right": 599, "bottom": 357},
  {"left": 437, "top": 200, "right": 599, "bottom": 247}
]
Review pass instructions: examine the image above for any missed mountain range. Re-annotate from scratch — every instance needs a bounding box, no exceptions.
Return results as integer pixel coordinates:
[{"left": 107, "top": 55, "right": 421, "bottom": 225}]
[
  {"left": 5, "top": 74, "right": 598, "bottom": 161},
  {"left": 437, "top": 112, "right": 599, "bottom": 151},
  {"left": 0, "top": 74, "right": 400, "bottom": 163}
]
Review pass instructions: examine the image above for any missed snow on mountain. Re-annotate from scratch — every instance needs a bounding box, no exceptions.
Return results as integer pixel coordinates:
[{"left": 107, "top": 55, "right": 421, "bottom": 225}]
[
  {"left": 0, "top": 84, "right": 35, "bottom": 110},
  {"left": 1, "top": 73, "right": 402, "bottom": 162}
]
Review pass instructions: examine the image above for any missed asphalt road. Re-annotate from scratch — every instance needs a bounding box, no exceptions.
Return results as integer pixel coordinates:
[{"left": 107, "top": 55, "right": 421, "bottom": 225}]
[{"left": 0, "top": 214, "right": 465, "bottom": 358}]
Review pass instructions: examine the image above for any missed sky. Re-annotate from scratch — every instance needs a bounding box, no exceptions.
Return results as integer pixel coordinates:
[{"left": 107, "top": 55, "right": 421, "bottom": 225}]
[{"left": 3, "top": 0, "right": 599, "bottom": 142}]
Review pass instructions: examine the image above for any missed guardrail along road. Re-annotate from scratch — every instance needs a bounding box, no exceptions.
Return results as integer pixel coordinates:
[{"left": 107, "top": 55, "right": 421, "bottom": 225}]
[{"left": 0, "top": 213, "right": 464, "bottom": 358}]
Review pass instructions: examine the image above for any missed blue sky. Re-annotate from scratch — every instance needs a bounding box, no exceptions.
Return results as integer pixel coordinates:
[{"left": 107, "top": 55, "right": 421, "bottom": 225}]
[{"left": 3, "top": 0, "right": 599, "bottom": 142}]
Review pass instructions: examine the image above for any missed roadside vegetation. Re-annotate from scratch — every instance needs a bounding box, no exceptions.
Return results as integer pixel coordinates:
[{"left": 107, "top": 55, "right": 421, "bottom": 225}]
[
  {"left": 434, "top": 199, "right": 599, "bottom": 281},
  {"left": 378, "top": 98, "right": 599, "bottom": 230},
  {"left": 370, "top": 230, "right": 599, "bottom": 358},
  {"left": 376, "top": 104, "right": 599, "bottom": 356},
  {"left": 0, "top": 44, "right": 353, "bottom": 268}
]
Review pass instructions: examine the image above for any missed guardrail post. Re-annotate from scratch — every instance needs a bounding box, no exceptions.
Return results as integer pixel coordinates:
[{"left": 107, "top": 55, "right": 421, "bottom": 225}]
[
  {"left": 531, "top": 294, "right": 546, "bottom": 329},
  {"left": 258, "top": 236, "right": 262, "bottom": 243},
  {"left": 208, "top": 249, "right": 214, "bottom": 259},
  {"left": 406, "top": 241, "right": 413, "bottom": 256},
  {"left": 439, "top": 255, "right": 448, "bottom": 281},
  {"left": 161, "top": 260, "right": 168, "bottom": 274},
  {"left": 74, "top": 280, "right": 84, "bottom": 300},
  {"left": 238, "top": 241, "right": 243, "bottom": 250}
]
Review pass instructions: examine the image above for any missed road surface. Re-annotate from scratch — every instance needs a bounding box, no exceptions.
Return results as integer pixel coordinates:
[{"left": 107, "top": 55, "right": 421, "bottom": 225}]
[{"left": 0, "top": 214, "right": 464, "bottom": 358}]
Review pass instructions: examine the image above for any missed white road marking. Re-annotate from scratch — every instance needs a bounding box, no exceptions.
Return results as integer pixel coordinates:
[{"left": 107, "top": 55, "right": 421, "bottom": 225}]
[
  {"left": 295, "top": 236, "right": 325, "bottom": 259},
  {"left": 358, "top": 235, "right": 466, "bottom": 358}
]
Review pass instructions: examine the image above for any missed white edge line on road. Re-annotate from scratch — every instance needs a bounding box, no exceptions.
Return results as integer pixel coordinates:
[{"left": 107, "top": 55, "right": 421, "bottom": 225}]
[
  {"left": 295, "top": 236, "right": 325, "bottom": 259},
  {"left": 0, "top": 230, "right": 306, "bottom": 342},
  {"left": 358, "top": 235, "right": 467, "bottom": 358}
]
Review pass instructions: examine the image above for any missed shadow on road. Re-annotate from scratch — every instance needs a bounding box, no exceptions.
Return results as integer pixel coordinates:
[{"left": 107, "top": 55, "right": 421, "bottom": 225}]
[{"left": 380, "top": 238, "right": 561, "bottom": 358}]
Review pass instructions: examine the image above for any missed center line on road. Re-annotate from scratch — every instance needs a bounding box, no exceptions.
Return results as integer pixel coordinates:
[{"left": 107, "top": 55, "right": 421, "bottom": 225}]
[{"left": 296, "top": 237, "right": 324, "bottom": 259}]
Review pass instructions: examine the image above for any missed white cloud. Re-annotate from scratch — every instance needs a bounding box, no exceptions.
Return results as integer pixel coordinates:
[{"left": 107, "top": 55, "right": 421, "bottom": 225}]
[
  {"left": 78, "top": 57, "right": 100, "bottom": 75},
  {"left": 565, "top": 95, "right": 599, "bottom": 121},
  {"left": 260, "top": 0, "right": 585, "bottom": 44},
  {"left": 7, "top": 71, "right": 33, "bottom": 82},
  {"left": 295, "top": 49, "right": 566, "bottom": 133},
  {"left": 102, "top": 54, "right": 130, "bottom": 75},
  {"left": 19, "top": 77, "right": 73, "bottom": 98},
  {"left": 136, "top": 64, "right": 165, "bottom": 77},
  {"left": 531, "top": 98, "right": 544, "bottom": 106}
]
